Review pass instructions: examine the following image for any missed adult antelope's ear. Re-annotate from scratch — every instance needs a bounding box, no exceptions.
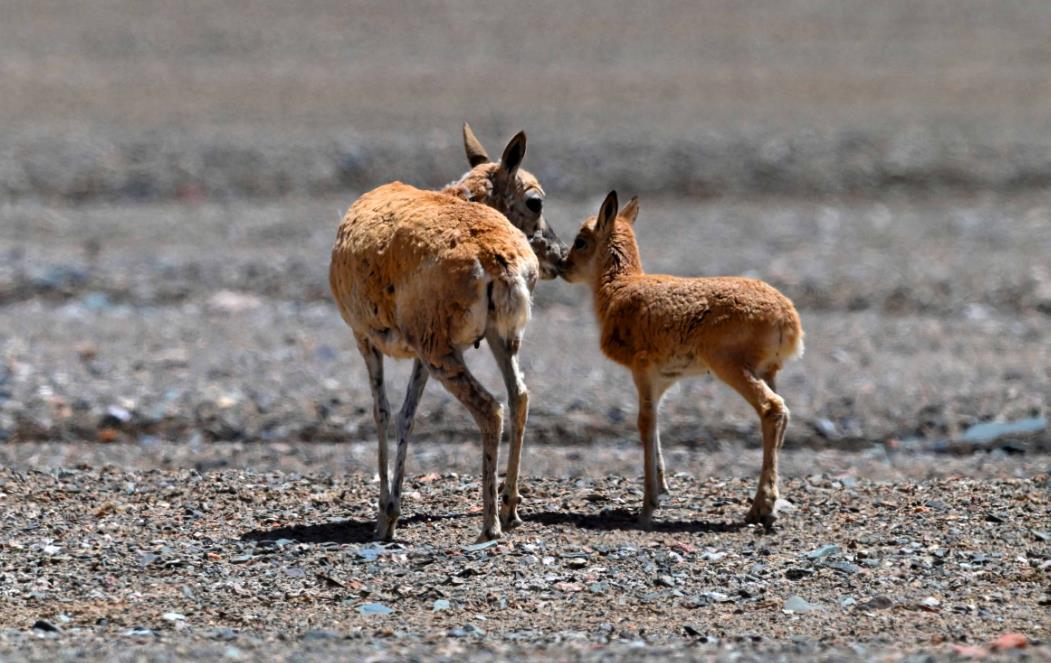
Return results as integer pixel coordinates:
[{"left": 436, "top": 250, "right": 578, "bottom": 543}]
[
  {"left": 596, "top": 190, "right": 619, "bottom": 235},
  {"left": 620, "top": 196, "right": 640, "bottom": 225},
  {"left": 463, "top": 122, "right": 490, "bottom": 167},
  {"left": 499, "top": 131, "right": 527, "bottom": 176}
]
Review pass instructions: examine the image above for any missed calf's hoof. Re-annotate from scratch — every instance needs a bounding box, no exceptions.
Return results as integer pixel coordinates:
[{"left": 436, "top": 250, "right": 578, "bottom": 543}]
[{"left": 745, "top": 500, "right": 777, "bottom": 530}]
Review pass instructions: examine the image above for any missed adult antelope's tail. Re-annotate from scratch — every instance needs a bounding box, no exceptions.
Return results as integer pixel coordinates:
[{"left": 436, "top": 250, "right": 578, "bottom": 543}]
[{"left": 487, "top": 259, "right": 537, "bottom": 341}]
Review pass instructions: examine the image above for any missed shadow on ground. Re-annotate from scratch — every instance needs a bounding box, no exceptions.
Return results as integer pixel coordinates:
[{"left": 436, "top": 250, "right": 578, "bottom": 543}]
[
  {"left": 241, "top": 512, "right": 468, "bottom": 545},
  {"left": 527, "top": 508, "right": 748, "bottom": 534}
]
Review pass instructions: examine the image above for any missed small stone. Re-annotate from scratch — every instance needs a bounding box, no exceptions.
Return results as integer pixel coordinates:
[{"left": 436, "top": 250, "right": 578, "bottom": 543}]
[
  {"left": 589, "top": 582, "right": 610, "bottom": 594},
  {"left": 805, "top": 544, "right": 840, "bottom": 560},
  {"left": 656, "top": 575, "right": 675, "bottom": 588},
  {"left": 917, "top": 596, "right": 940, "bottom": 611},
  {"left": 827, "top": 561, "right": 860, "bottom": 575},
  {"left": 449, "top": 624, "right": 486, "bottom": 638},
  {"left": 464, "top": 540, "right": 499, "bottom": 552},
  {"left": 860, "top": 595, "right": 894, "bottom": 611},
  {"left": 785, "top": 567, "right": 814, "bottom": 580},
  {"left": 358, "top": 603, "right": 393, "bottom": 616},
  {"left": 432, "top": 599, "right": 451, "bottom": 611},
  {"left": 32, "top": 620, "right": 59, "bottom": 633},
  {"left": 162, "top": 612, "right": 186, "bottom": 622},
  {"left": 124, "top": 627, "right": 155, "bottom": 637},
  {"left": 783, "top": 595, "right": 823, "bottom": 614},
  {"left": 302, "top": 629, "right": 341, "bottom": 640}
]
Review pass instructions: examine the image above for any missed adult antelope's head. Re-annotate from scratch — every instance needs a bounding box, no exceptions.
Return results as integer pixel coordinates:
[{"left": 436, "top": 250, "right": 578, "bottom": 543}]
[{"left": 453, "top": 123, "right": 567, "bottom": 279}]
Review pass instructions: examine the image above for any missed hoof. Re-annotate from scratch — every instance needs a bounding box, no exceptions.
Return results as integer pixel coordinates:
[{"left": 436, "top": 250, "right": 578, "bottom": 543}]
[
  {"left": 745, "top": 502, "right": 777, "bottom": 530},
  {"left": 637, "top": 510, "right": 656, "bottom": 530},
  {"left": 658, "top": 480, "right": 671, "bottom": 496},
  {"left": 474, "top": 526, "right": 503, "bottom": 544},
  {"left": 500, "top": 512, "right": 524, "bottom": 530},
  {"left": 374, "top": 521, "right": 396, "bottom": 542}
]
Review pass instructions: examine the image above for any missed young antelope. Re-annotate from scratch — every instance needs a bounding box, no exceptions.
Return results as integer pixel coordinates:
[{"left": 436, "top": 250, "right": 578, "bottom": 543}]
[{"left": 560, "top": 192, "right": 804, "bottom": 527}]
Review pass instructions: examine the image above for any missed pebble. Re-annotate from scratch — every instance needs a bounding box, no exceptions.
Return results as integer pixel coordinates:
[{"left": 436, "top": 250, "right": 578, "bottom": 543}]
[
  {"left": 783, "top": 596, "right": 824, "bottom": 614},
  {"left": 358, "top": 603, "right": 393, "bottom": 616}
]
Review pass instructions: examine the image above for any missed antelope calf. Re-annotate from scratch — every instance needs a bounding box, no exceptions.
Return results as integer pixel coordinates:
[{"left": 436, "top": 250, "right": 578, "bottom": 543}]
[
  {"left": 560, "top": 192, "right": 804, "bottom": 528},
  {"left": 330, "top": 125, "right": 566, "bottom": 542}
]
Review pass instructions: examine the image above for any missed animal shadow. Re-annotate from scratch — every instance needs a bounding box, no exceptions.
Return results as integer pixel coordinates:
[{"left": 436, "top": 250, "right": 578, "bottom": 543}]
[
  {"left": 527, "top": 508, "right": 747, "bottom": 534},
  {"left": 240, "top": 512, "right": 466, "bottom": 545}
]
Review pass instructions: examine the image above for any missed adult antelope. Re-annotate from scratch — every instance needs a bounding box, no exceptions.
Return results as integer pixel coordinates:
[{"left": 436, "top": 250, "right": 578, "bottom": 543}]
[
  {"left": 330, "top": 125, "right": 566, "bottom": 541},
  {"left": 560, "top": 192, "right": 804, "bottom": 528}
]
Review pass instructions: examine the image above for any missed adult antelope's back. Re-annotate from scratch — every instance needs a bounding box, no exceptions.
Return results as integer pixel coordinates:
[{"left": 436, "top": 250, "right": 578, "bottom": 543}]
[{"left": 330, "top": 126, "right": 566, "bottom": 542}]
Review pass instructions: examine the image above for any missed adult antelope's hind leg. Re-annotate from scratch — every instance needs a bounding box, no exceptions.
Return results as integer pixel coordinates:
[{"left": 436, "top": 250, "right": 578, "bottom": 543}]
[
  {"left": 356, "top": 334, "right": 393, "bottom": 541},
  {"left": 486, "top": 330, "right": 528, "bottom": 530},
  {"left": 427, "top": 351, "right": 504, "bottom": 542},
  {"left": 381, "top": 358, "right": 428, "bottom": 541},
  {"left": 711, "top": 361, "right": 788, "bottom": 528}
]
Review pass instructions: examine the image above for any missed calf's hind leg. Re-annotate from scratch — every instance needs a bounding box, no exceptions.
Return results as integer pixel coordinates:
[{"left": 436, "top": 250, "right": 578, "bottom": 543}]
[{"left": 710, "top": 360, "right": 789, "bottom": 528}]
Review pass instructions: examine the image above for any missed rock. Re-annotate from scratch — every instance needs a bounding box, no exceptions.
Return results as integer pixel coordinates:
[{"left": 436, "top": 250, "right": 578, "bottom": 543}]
[
  {"left": 31, "top": 620, "right": 60, "bottom": 633},
  {"left": 827, "top": 561, "right": 860, "bottom": 575},
  {"left": 960, "top": 417, "right": 1046, "bottom": 444},
  {"left": 302, "top": 629, "right": 341, "bottom": 640},
  {"left": 859, "top": 595, "right": 895, "bottom": 611},
  {"left": 432, "top": 599, "right": 451, "bottom": 611},
  {"left": 449, "top": 624, "right": 486, "bottom": 638},
  {"left": 162, "top": 612, "right": 187, "bottom": 622},
  {"left": 589, "top": 582, "right": 610, "bottom": 594},
  {"left": 464, "top": 539, "right": 499, "bottom": 552},
  {"left": 124, "top": 627, "right": 155, "bottom": 637},
  {"left": 211, "top": 628, "right": 239, "bottom": 641},
  {"left": 357, "top": 547, "right": 380, "bottom": 562},
  {"left": 783, "top": 596, "right": 823, "bottom": 614},
  {"left": 206, "top": 290, "right": 262, "bottom": 314},
  {"left": 805, "top": 544, "right": 840, "bottom": 560},
  {"left": 358, "top": 603, "right": 393, "bottom": 616},
  {"left": 785, "top": 567, "right": 814, "bottom": 580},
  {"left": 989, "top": 633, "right": 1027, "bottom": 650},
  {"left": 916, "top": 597, "right": 940, "bottom": 612}
]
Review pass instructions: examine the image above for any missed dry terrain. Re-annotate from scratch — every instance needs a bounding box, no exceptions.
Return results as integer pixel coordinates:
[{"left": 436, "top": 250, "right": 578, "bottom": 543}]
[{"left": 1, "top": 1, "right": 1050, "bottom": 660}]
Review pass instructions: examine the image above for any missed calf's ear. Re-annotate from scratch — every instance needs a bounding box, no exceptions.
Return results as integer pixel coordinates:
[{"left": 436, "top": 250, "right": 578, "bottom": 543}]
[{"left": 596, "top": 190, "right": 619, "bottom": 235}]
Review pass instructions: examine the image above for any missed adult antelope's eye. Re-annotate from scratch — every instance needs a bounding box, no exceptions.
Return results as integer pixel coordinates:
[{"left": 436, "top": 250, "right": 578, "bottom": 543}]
[
  {"left": 525, "top": 196, "right": 543, "bottom": 214},
  {"left": 573, "top": 238, "right": 587, "bottom": 250}
]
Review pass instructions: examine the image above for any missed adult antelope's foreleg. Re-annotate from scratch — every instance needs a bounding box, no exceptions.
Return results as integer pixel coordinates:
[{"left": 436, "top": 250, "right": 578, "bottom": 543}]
[
  {"left": 375, "top": 357, "right": 429, "bottom": 541},
  {"left": 486, "top": 330, "right": 528, "bottom": 530},
  {"left": 356, "top": 334, "right": 393, "bottom": 540},
  {"left": 426, "top": 351, "right": 504, "bottom": 542}
]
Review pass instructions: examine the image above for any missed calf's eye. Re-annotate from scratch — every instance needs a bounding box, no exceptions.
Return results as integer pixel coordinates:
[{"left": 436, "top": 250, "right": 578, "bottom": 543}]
[
  {"left": 526, "top": 197, "right": 543, "bottom": 214},
  {"left": 573, "top": 238, "right": 587, "bottom": 250}
]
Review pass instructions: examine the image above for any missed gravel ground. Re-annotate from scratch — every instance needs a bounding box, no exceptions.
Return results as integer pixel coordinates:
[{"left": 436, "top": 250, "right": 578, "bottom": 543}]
[
  {"left": 2, "top": 465, "right": 1049, "bottom": 662},
  {"left": 3, "top": 3, "right": 1051, "bottom": 659}
]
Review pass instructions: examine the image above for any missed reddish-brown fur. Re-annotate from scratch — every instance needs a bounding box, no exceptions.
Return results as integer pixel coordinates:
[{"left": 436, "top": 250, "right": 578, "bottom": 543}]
[
  {"left": 561, "top": 192, "right": 804, "bottom": 527},
  {"left": 330, "top": 127, "right": 563, "bottom": 542}
]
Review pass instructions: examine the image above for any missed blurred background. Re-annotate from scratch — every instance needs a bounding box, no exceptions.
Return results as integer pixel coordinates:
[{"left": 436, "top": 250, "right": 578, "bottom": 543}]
[{"left": 1, "top": 0, "right": 1048, "bottom": 474}]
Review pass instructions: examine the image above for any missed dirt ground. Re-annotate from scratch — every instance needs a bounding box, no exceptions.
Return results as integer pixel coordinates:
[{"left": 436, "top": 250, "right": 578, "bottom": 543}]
[{"left": 2, "top": 1, "right": 1051, "bottom": 661}]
